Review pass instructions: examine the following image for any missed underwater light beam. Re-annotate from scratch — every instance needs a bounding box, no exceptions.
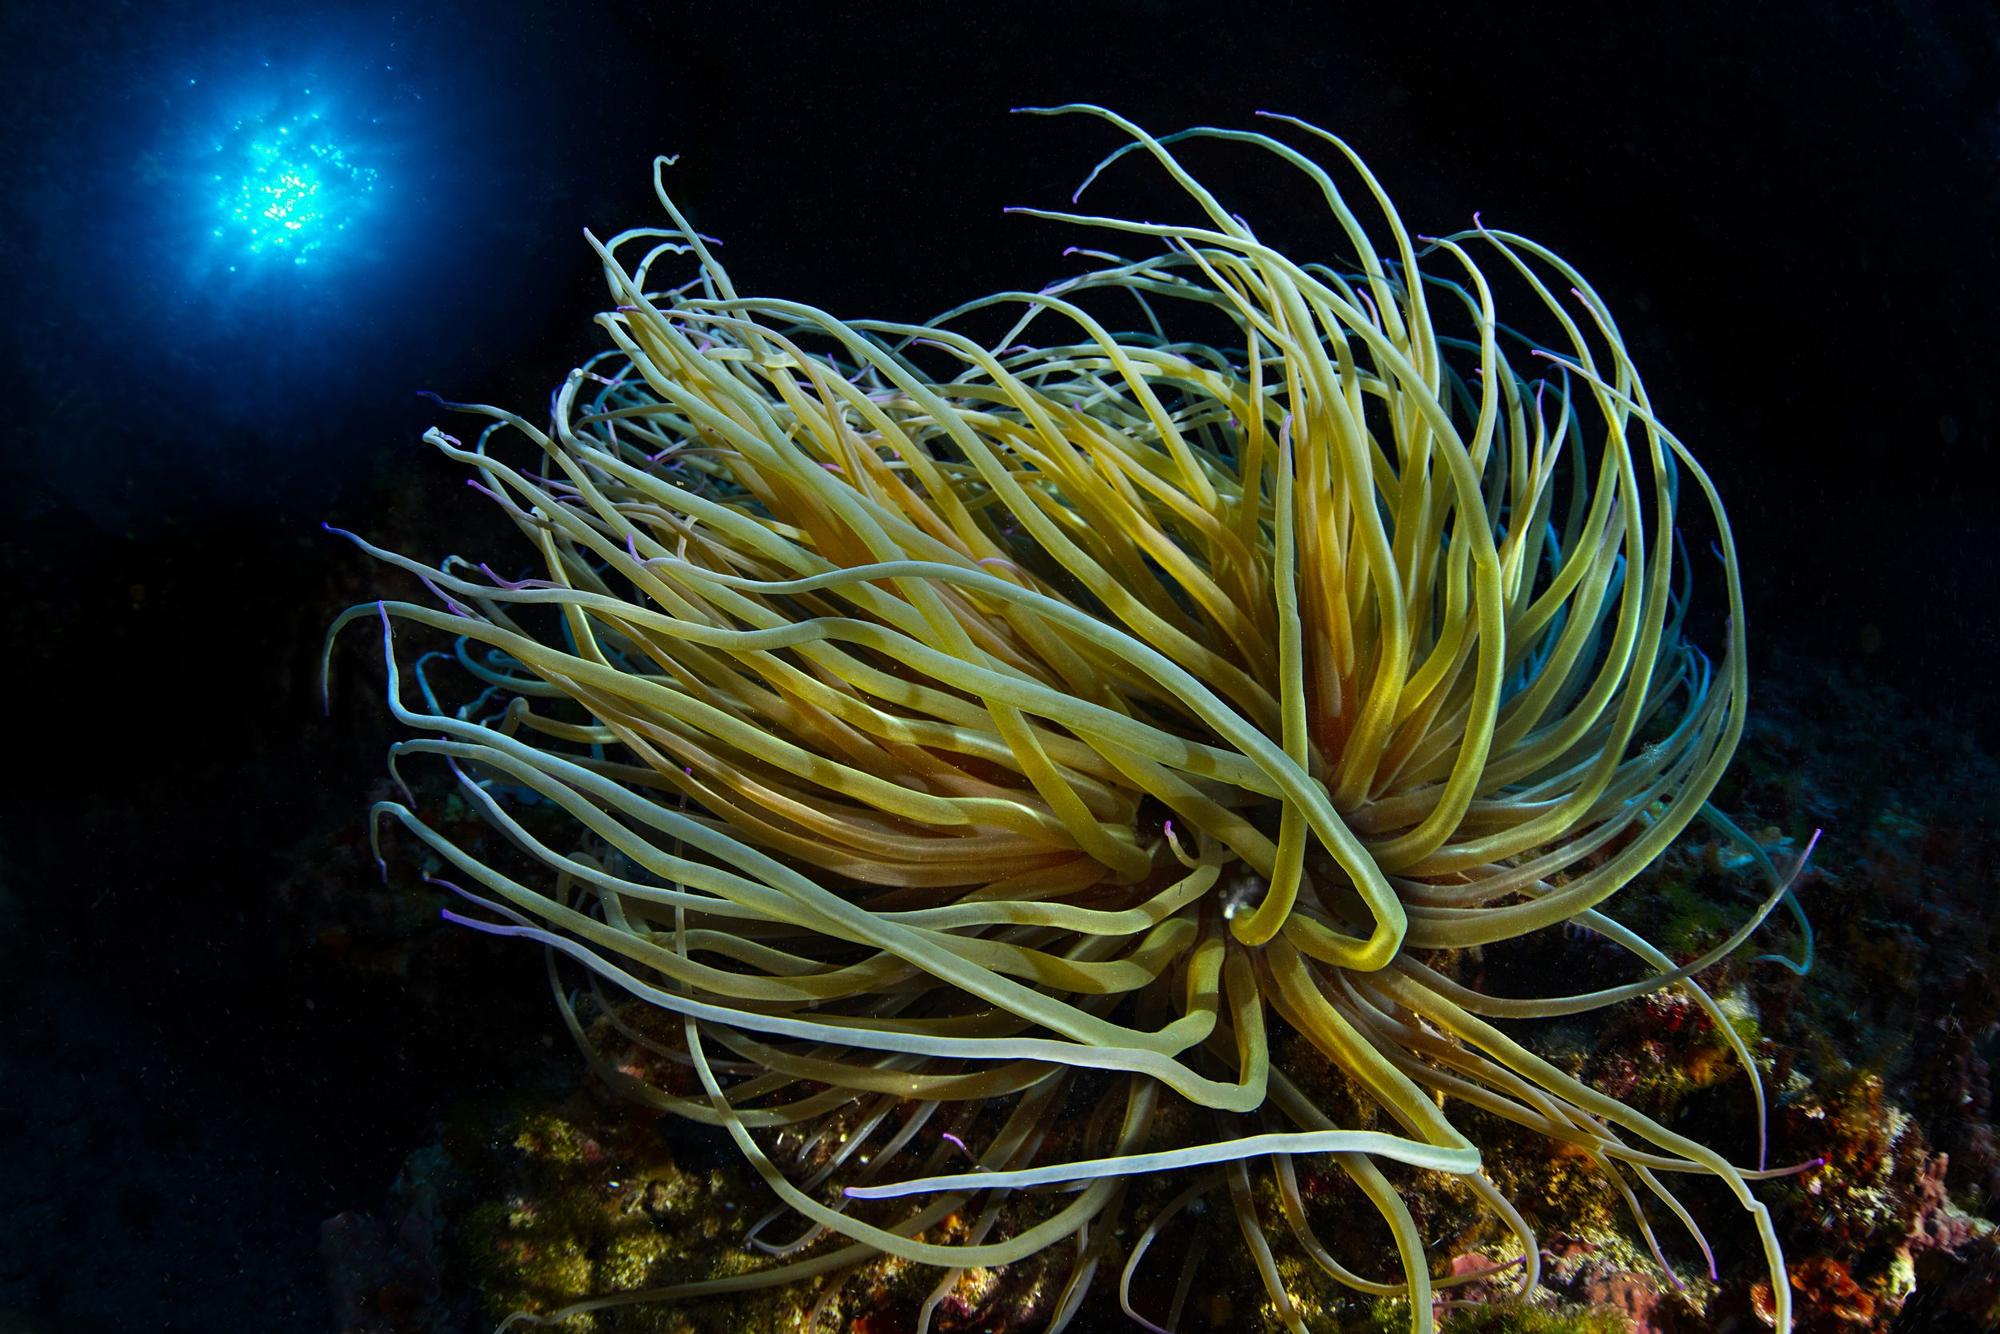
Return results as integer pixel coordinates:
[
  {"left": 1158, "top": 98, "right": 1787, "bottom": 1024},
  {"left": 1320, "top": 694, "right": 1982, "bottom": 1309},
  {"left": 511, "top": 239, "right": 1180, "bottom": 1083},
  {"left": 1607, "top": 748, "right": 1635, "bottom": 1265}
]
[{"left": 208, "top": 101, "right": 379, "bottom": 268}]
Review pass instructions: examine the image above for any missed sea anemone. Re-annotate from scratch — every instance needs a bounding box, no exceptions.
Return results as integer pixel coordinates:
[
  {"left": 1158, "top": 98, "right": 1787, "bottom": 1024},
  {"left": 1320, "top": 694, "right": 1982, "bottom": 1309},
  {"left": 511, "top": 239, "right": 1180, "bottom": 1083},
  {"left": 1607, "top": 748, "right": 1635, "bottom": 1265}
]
[{"left": 328, "top": 106, "right": 1810, "bottom": 1332}]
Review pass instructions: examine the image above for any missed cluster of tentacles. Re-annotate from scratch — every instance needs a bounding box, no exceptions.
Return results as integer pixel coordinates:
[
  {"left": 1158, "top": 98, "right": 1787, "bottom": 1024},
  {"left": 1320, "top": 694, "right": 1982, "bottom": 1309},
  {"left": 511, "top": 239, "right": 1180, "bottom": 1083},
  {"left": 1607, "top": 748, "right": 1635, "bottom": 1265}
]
[{"left": 330, "top": 107, "right": 1810, "bottom": 1332}]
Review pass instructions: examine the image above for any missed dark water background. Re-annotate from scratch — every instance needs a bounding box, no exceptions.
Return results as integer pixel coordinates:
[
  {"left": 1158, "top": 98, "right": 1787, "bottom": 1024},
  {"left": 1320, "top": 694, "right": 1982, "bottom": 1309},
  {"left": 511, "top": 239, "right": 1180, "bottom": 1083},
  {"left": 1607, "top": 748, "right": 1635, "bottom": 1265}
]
[{"left": 2, "top": 2, "right": 1995, "bottom": 1329}]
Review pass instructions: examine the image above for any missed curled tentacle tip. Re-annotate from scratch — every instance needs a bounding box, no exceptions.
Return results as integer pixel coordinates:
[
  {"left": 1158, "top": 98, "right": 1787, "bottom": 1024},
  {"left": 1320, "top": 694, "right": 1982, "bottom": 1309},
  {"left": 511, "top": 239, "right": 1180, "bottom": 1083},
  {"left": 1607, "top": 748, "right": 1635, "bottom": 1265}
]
[{"left": 422, "top": 874, "right": 470, "bottom": 901}]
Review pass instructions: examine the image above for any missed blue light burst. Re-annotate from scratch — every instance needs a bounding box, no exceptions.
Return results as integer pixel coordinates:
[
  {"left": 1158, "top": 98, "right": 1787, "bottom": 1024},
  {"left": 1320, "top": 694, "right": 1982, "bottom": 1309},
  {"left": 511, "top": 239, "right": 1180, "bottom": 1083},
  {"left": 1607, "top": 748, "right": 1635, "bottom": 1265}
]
[
  {"left": 12, "top": 0, "right": 572, "bottom": 520},
  {"left": 188, "top": 78, "right": 390, "bottom": 277},
  {"left": 210, "top": 105, "right": 380, "bottom": 266}
]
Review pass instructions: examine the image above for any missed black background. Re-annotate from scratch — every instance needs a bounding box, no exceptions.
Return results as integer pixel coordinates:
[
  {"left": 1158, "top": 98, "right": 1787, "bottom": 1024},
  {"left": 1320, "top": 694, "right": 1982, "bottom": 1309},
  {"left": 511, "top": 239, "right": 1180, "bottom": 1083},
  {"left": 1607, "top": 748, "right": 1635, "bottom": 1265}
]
[{"left": 2, "top": 2, "right": 1996, "bottom": 1329}]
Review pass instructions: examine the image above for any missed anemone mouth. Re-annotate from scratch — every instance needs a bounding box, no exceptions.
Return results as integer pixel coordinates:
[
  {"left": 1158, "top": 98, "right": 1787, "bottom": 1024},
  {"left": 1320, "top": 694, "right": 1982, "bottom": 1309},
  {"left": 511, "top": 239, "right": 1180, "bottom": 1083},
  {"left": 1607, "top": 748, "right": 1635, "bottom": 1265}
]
[{"left": 329, "top": 106, "right": 1809, "bottom": 1332}]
